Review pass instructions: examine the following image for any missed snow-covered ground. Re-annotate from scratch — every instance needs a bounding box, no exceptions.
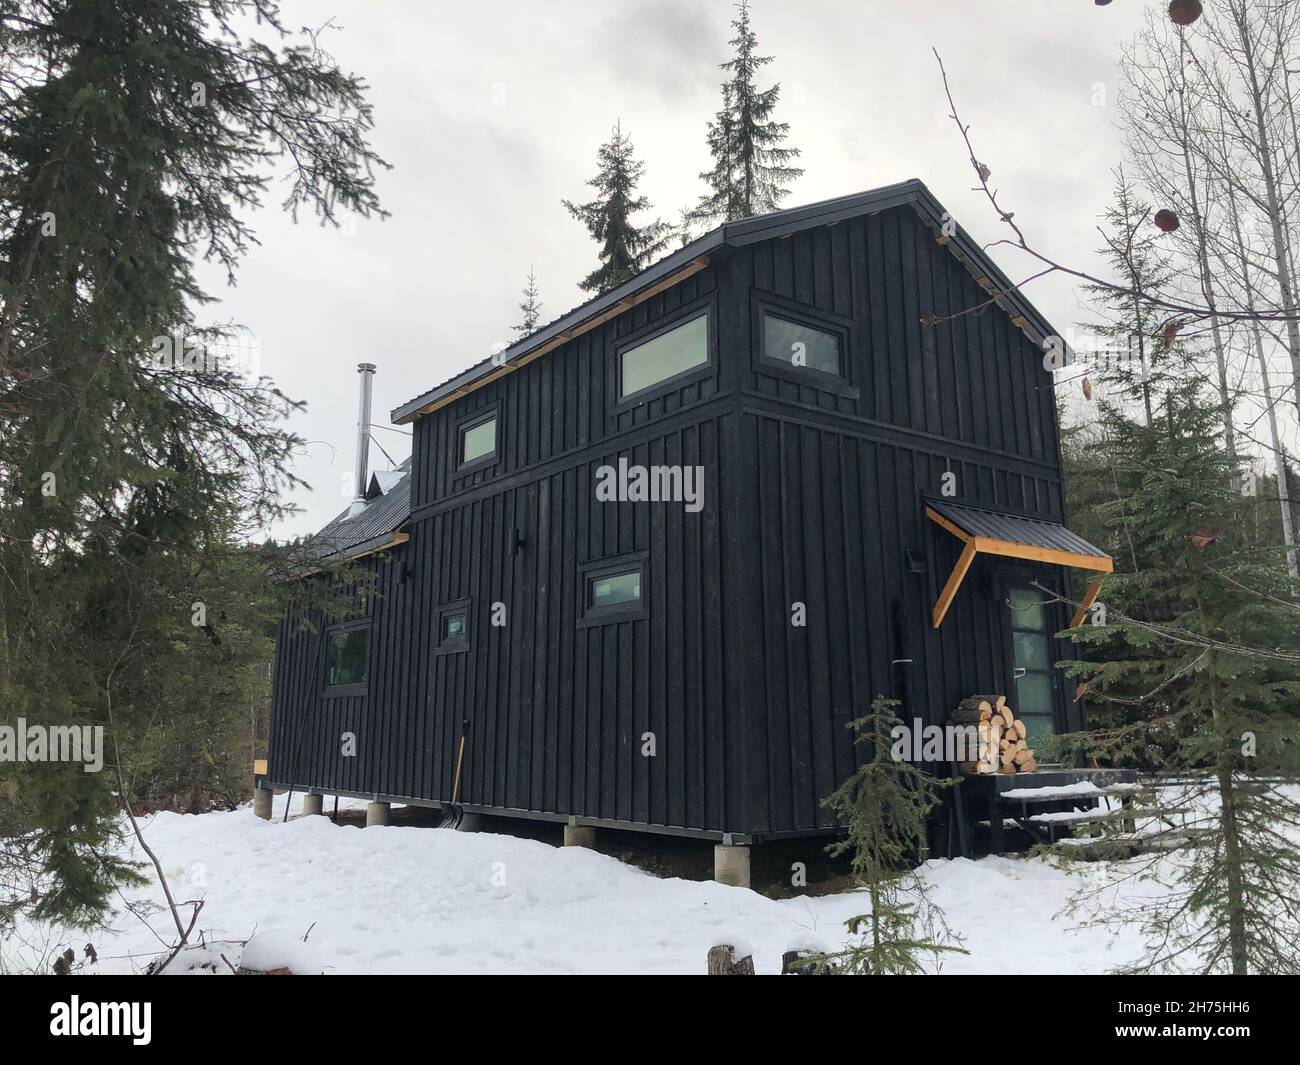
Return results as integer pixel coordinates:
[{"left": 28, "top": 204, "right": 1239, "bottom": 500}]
[{"left": 4, "top": 793, "right": 1164, "bottom": 975}]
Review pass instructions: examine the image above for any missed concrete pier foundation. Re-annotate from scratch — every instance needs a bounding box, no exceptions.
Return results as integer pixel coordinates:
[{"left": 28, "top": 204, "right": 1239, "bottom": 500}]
[
  {"left": 563, "top": 824, "right": 598, "bottom": 849},
  {"left": 713, "top": 844, "right": 751, "bottom": 888},
  {"left": 253, "top": 787, "right": 273, "bottom": 821}
]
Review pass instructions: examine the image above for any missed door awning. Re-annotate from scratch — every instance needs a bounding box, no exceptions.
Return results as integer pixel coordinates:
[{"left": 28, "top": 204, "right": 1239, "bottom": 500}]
[{"left": 925, "top": 500, "right": 1113, "bottom": 629}]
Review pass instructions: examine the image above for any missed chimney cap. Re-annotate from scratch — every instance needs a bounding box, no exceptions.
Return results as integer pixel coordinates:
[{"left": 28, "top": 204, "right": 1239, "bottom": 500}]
[{"left": 357, "top": 362, "right": 376, "bottom": 373}]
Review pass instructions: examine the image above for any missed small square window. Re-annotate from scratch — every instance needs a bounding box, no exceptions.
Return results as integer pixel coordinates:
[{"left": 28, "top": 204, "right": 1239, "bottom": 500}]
[
  {"left": 324, "top": 624, "right": 369, "bottom": 691},
  {"left": 763, "top": 312, "right": 843, "bottom": 376},
  {"left": 442, "top": 612, "right": 467, "bottom": 643},
  {"left": 436, "top": 600, "right": 472, "bottom": 653},
  {"left": 459, "top": 414, "right": 497, "bottom": 467}
]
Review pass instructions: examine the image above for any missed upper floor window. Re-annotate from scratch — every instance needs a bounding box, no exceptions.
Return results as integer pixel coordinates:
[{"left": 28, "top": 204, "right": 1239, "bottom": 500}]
[
  {"left": 324, "top": 623, "right": 370, "bottom": 692},
  {"left": 459, "top": 411, "right": 497, "bottom": 468},
  {"left": 762, "top": 312, "right": 843, "bottom": 377},
  {"left": 619, "top": 312, "right": 709, "bottom": 400},
  {"left": 751, "top": 290, "right": 857, "bottom": 397}
]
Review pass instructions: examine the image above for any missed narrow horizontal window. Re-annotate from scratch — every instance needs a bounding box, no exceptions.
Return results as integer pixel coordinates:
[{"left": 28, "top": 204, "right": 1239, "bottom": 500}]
[
  {"left": 763, "top": 312, "right": 843, "bottom": 377},
  {"left": 325, "top": 626, "right": 369, "bottom": 689},
  {"left": 588, "top": 569, "right": 641, "bottom": 610},
  {"left": 460, "top": 415, "right": 497, "bottom": 465},
  {"left": 578, "top": 555, "right": 649, "bottom": 626},
  {"left": 619, "top": 313, "right": 709, "bottom": 399}
]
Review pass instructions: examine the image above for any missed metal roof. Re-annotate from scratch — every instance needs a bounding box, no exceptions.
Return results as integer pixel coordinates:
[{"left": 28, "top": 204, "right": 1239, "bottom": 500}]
[
  {"left": 304, "top": 458, "right": 411, "bottom": 564},
  {"left": 927, "top": 500, "right": 1109, "bottom": 559},
  {"left": 391, "top": 179, "right": 1061, "bottom": 425}
]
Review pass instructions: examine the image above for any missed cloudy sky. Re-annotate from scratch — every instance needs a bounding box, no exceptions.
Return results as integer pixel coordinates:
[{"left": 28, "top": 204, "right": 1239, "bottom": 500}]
[{"left": 198, "top": 0, "right": 1153, "bottom": 541}]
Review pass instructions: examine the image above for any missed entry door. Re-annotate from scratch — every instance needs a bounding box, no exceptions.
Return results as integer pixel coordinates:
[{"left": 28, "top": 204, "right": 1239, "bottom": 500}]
[{"left": 1007, "top": 585, "right": 1056, "bottom": 745}]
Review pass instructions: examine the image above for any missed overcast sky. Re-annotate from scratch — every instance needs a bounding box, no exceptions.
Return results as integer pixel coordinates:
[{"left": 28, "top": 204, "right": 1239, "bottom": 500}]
[{"left": 198, "top": 0, "right": 1154, "bottom": 541}]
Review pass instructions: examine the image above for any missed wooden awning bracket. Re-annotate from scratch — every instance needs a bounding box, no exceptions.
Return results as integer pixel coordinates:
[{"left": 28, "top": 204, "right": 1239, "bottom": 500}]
[
  {"left": 925, "top": 506, "right": 1113, "bottom": 628},
  {"left": 1069, "top": 579, "right": 1104, "bottom": 629}
]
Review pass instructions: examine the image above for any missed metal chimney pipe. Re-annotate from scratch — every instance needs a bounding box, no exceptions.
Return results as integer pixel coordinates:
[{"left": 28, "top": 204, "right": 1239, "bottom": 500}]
[{"left": 350, "top": 362, "right": 376, "bottom": 516}]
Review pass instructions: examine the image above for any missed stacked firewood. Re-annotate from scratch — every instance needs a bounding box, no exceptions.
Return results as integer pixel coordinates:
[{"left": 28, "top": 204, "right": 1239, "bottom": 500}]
[{"left": 953, "top": 695, "right": 1038, "bottom": 775}]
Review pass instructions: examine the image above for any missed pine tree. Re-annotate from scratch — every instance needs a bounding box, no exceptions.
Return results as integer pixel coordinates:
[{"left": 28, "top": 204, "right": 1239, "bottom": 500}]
[
  {"left": 563, "top": 122, "right": 671, "bottom": 294},
  {"left": 693, "top": 1, "right": 803, "bottom": 225},
  {"left": 513, "top": 268, "right": 542, "bottom": 337},
  {"left": 814, "top": 696, "right": 966, "bottom": 974},
  {"left": 0, "top": 1, "right": 385, "bottom": 927}
]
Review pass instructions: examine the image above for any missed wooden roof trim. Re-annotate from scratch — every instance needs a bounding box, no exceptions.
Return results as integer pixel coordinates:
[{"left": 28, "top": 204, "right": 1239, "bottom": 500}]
[
  {"left": 396, "top": 256, "right": 711, "bottom": 423},
  {"left": 970, "top": 536, "right": 1114, "bottom": 573},
  {"left": 290, "top": 530, "right": 410, "bottom": 580}
]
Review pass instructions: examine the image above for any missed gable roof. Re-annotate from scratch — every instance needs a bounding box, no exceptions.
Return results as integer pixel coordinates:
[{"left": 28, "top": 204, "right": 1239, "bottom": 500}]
[{"left": 392, "top": 178, "right": 1060, "bottom": 425}]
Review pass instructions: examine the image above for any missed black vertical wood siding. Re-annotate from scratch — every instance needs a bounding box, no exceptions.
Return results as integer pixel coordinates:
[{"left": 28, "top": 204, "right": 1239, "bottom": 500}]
[{"left": 269, "top": 203, "right": 1079, "bottom": 839}]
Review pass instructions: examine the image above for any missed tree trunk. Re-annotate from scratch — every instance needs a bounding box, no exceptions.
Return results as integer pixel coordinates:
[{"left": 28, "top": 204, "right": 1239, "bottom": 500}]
[
  {"left": 1231, "top": 0, "right": 1300, "bottom": 421},
  {"left": 1222, "top": 166, "right": 1300, "bottom": 581},
  {"left": 1191, "top": 564, "right": 1249, "bottom": 974}
]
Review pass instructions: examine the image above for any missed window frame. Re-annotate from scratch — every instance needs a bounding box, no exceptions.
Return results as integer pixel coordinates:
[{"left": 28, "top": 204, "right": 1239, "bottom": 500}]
[
  {"left": 321, "top": 619, "right": 371, "bottom": 697},
  {"left": 578, "top": 552, "right": 649, "bottom": 626},
  {"left": 455, "top": 406, "right": 499, "bottom": 475},
  {"left": 999, "top": 572, "right": 1067, "bottom": 737},
  {"left": 613, "top": 297, "right": 715, "bottom": 409},
  {"left": 751, "top": 288, "right": 858, "bottom": 397},
  {"left": 435, "top": 597, "right": 472, "bottom": 655}
]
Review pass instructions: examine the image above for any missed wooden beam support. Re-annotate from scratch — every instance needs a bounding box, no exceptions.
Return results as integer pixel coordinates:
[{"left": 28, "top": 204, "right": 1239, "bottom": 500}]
[
  {"left": 1069, "top": 578, "right": 1104, "bottom": 629},
  {"left": 927, "top": 508, "right": 1114, "bottom": 628},
  {"left": 932, "top": 539, "right": 978, "bottom": 629},
  {"left": 924, "top": 505, "right": 971, "bottom": 543},
  {"left": 971, "top": 536, "right": 1113, "bottom": 573}
]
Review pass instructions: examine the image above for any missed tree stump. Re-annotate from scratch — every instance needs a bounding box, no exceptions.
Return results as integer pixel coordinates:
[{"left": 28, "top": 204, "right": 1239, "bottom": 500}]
[{"left": 706, "top": 944, "right": 755, "bottom": 975}]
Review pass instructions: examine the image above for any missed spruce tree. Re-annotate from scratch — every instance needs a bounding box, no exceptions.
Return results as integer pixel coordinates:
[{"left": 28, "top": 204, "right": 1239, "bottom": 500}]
[
  {"left": 693, "top": 1, "right": 802, "bottom": 225},
  {"left": 1060, "top": 381, "right": 1300, "bottom": 973},
  {"left": 563, "top": 122, "right": 671, "bottom": 294},
  {"left": 815, "top": 696, "right": 965, "bottom": 974},
  {"left": 513, "top": 268, "right": 542, "bottom": 336},
  {"left": 1056, "top": 186, "right": 1300, "bottom": 970},
  {"left": 0, "top": 1, "right": 385, "bottom": 927},
  {"left": 1076, "top": 170, "right": 1179, "bottom": 426}
]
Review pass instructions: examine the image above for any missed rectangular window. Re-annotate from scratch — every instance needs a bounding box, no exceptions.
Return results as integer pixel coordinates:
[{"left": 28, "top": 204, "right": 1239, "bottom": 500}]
[
  {"left": 460, "top": 414, "right": 497, "bottom": 466},
  {"left": 579, "top": 554, "right": 648, "bottom": 625},
  {"left": 589, "top": 569, "right": 641, "bottom": 610},
  {"left": 763, "top": 312, "right": 843, "bottom": 376},
  {"left": 619, "top": 312, "right": 709, "bottom": 400},
  {"left": 324, "top": 625, "right": 369, "bottom": 690}
]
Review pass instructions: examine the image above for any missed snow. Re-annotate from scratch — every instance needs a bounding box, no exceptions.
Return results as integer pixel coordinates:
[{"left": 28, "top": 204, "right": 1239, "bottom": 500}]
[
  {"left": 4, "top": 792, "right": 1170, "bottom": 975},
  {"left": 1001, "top": 782, "right": 1105, "bottom": 800}
]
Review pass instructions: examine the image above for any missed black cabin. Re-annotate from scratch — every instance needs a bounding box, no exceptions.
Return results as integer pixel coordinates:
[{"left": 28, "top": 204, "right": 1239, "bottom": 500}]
[{"left": 266, "top": 180, "right": 1112, "bottom": 854}]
